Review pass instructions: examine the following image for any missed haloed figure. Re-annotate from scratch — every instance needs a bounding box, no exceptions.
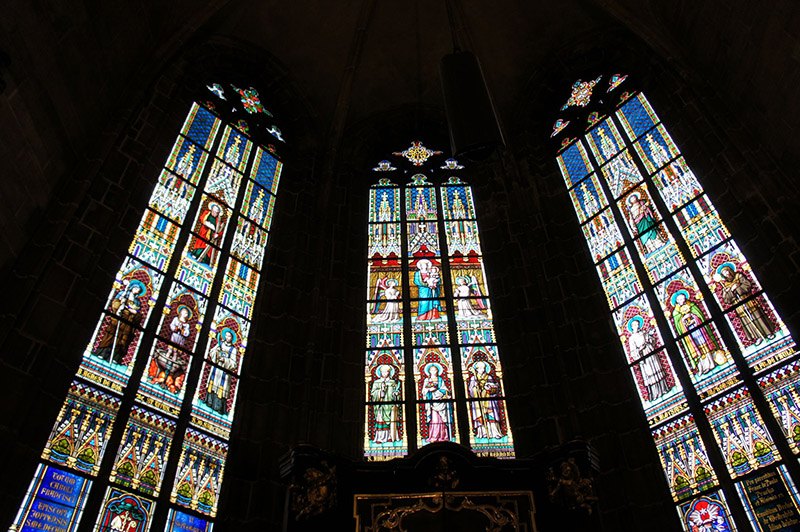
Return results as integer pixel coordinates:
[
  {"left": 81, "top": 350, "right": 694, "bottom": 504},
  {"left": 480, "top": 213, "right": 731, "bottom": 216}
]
[
  {"left": 719, "top": 265, "right": 777, "bottom": 345},
  {"left": 422, "top": 364, "right": 451, "bottom": 442},
  {"left": 93, "top": 280, "right": 146, "bottom": 364},
  {"left": 190, "top": 203, "right": 224, "bottom": 265},
  {"left": 370, "top": 364, "right": 400, "bottom": 443},
  {"left": 468, "top": 361, "right": 504, "bottom": 440}
]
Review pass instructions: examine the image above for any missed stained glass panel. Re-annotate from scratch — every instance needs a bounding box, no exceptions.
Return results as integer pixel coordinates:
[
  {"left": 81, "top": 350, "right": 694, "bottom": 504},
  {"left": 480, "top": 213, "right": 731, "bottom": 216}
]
[
  {"left": 445, "top": 220, "right": 482, "bottom": 256},
  {"left": 595, "top": 248, "right": 642, "bottom": 309},
  {"left": 414, "top": 347, "right": 456, "bottom": 399},
  {"left": 365, "top": 349, "right": 407, "bottom": 460},
  {"left": 155, "top": 283, "right": 209, "bottom": 354},
  {"left": 723, "top": 293, "right": 795, "bottom": 373},
  {"left": 166, "top": 137, "right": 209, "bottom": 186},
  {"left": 110, "top": 406, "right": 176, "bottom": 496},
  {"left": 612, "top": 294, "right": 665, "bottom": 364},
  {"left": 616, "top": 92, "right": 660, "bottom": 142},
  {"left": 367, "top": 323, "right": 404, "bottom": 349},
  {"left": 149, "top": 170, "right": 195, "bottom": 225},
  {"left": 617, "top": 183, "right": 663, "bottom": 241},
  {"left": 190, "top": 195, "right": 232, "bottom": 248},
  {"left": 407, "top": 221, "right": 440, "bottom": 257},
  {"left": 600, "top": 149, "right": 644, "bottom": 199},
  {"left": 204, "top": 306, "right": 249, "bottom": 375},
  {"left": 368, "top": 223, "right": 402, "bottom": 259},
  {"left": 190, "top": 362, "right": 239, "bottom": 438},
  {"left": 230, "top": 216, "right": 268, "bottom": 270},
  {"left": 79, "top": 320, "right": 144, "bottom": 392},
  {"left": 466, "top": 397, "right": 514, "bottom": 457},
  {"left": 735, "top": 465, "right": 800, "bottom": 532},
  {"left": 129, "top": 209, "right": 180, "bottom": 273},
  {"left": 634, "top": 223, "right": 686, "bottom": 284},
  {"left": 759, "top": 360, "right": 800, "bottom": 454},
  {"left": 586, "top": 117, "right": 625, "bottom": 165},
  {"left": 214, "top": 126, "right": 251, "bottom": 173},
  {"left": 42, "top": 381, "right": 121, "bottom": 476},
  {"left": 369, "top": 185, "right": 400, "bottom": 223},
  {"left": 204, "top": 159, "right": 243, "bottom": 208},
  {"left": 219, "top": 258, "right": 260, "bottom": 320},
  {"left": 411, "top": 320, "right": 450, "bottom": 346},
  {"left": 675, "top": 195, "right": 731, "bottom": 258},
  {"left": 455, "top": 318, "right": 496, "bottom": 345},
  {"left": 673, "top": 321, "right": 738, "bottom": 401},
  {"left": 652, "top": 157, "right": 703, "bottom": 212},
  {"left": 405, "top": 183, "right": 438, "bottom": 221},
  {"left": 415, "top": 347, "right": 458, "bottom": 447},
  {"left": 170, "top": 429, "right": 227, "bottom": 517},
  {"left": 654, "top": 268, "right": 712, "bottom": 338},
  {"left": 653, "top": 414, "right": 719, "bottom": 501},
  {"left": 704, "top": 387, "right": 779, "bottom": 479},
  {"left": 249, "top": 146, "right": 282, "bottom": 195},
  {"left": 165, "top": 510, "right": 213, "bottom": 532},
  {"left": 174, "top": 238, "right": 220, "bottom": 297},
  {"left": 556, "top": 140, "right": 592, "bottom": 188},
  {"left": 633, "top": 124, "right": 680, "bottom": 174},
  {"left": 568, "top": 173, "right": 608, "bottom": 223},
  {"left": 630, "top": 350, "right": 688, "bottom": 426},
  {"left": 240, "top": 179, "right": 275, "bottom": 229},
  {"left": 137, "top": 342, "right": 193, "bottom": 416},
  {"left": 440, "top": 183, "right": 475, "bottom": 219},
  {"left": 581, "top": 208, "right": 623, "bottom": 263},
  {"left": 408, "top": 258, "right": 443, "bottom": 299},
  {"left": 9, "top": 464, "right": 92, "bottom": 532},
  {"left": 367, "top": 262, "right": 403, "bottom": 325},
  {"left": 180, "top": 104, "right": 221, "bottom": 151},
  {"left": 677, "top": 491, "right": 738, "bottom": 532},
  {"left": 93, "top": 487, "right": 155, "bottom": 532}
]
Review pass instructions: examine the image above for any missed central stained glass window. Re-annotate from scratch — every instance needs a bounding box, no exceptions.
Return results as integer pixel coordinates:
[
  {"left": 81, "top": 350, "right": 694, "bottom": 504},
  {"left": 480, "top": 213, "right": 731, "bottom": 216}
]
[{"left": 364, "top": 144, "right": 514, "bottom": 460}]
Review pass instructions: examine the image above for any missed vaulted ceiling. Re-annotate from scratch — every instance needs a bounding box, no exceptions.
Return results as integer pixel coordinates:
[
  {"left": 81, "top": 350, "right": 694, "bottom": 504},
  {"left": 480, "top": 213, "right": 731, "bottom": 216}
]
[{"left": 2, "top": 0, "right": 799, "bottom": 265}]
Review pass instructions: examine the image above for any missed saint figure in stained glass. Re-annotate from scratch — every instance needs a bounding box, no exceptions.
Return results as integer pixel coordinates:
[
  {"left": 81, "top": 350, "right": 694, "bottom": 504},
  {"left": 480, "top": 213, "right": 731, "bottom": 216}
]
[
  {"left": 715, "top": 265, "right": 777, "bottom": 344},
  {"left": 92, "top": 280, "right": 146, "bottom": 364},
  {"left": 671, "top": 291, "right": 723, "bottom": 375},
  {"left": 421, "top": 363, "right": 452, "bottom": 442},
  {"left": 371, "top": 278, "right": 401, "bottom": 323},
  {"left": 467, "top": 360, "right": 504, "bottom": 440},
  {"left": 454, "top": 276, "right": 487, "bottom": 320},
  {"left": 190, "top": 203, "right": 226, "bottom": 265},
  {"left": 625, "top": 191, "right": 665, "bottom": 252},
  {"left": 370, "top": 364, "right": 401, "bottom": 443},
  {"left": 414, "top": 259, "right": 442, "bottom": 321}
]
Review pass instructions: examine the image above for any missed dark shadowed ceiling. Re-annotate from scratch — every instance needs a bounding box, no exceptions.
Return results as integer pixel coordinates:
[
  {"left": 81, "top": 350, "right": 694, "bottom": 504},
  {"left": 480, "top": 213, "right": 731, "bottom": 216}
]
[{"left": 2, "top": 0, "right": 799, "bottom": 265}]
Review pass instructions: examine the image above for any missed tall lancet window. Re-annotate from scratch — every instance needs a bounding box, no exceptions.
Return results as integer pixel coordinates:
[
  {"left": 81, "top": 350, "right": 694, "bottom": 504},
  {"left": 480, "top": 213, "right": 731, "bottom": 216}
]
[
  {"left": 10, "top": 83, "right": 286, "bottom": 532},
  {"left": 553, "top": 74, "right": 800, "bottom": 531},
  {"left": 364, "top": 145, "right": 514, "bottom": 461}
]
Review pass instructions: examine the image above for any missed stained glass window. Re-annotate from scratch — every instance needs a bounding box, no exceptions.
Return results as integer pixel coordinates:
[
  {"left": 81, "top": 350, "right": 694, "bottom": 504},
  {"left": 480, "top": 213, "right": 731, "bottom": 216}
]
[
  {"left": 364, "top": 145, "right": 514, "bottom": 460},
  {"left": 13, "top": 84, "right": 285, "bottom": 532},
  {"left": 552, "top": 78, "right": 799, "bottom": 530}
]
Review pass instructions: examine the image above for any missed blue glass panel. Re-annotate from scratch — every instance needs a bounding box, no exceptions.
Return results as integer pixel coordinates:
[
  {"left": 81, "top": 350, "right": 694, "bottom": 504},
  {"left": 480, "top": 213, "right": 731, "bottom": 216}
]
[
  {"left": 250, "top": 147, "right": 282, "bottom": 195},
  {"left": 556, "top": 140, "right": 593, "bottom": 188},
  {"left": 616, "top": 93, "right": 660, "bottom": 142},
  {"left": 10, "top": 465, "right": 93, "bottom": 532}
]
